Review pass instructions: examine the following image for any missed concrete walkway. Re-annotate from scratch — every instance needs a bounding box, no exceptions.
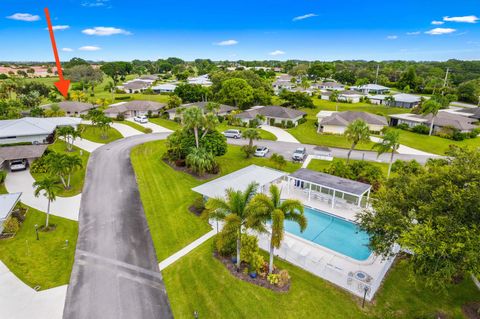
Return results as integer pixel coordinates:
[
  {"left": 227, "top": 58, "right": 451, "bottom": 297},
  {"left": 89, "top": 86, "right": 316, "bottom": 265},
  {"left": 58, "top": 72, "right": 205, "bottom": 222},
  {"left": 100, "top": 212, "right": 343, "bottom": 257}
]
[
  {"left": 159, "top": 229, "right": 216, "bottom": 271},
  {"left": 370, "top": 136, "right": 439, "bottom": 157},
  {"left": 111, "top": 122, "right": 143, "bottom": 137},
  {"left": 0, "top": 261, "right": 67, "bottom": 319},
  {"left": 260, "top": 125, "right": 300, "bottom": 143},
  {"left": 126, "top": 118, "right": 173, "bottom": 133},
  {"left": 5, "top": 170, "right": 80, "bottom": 221}
]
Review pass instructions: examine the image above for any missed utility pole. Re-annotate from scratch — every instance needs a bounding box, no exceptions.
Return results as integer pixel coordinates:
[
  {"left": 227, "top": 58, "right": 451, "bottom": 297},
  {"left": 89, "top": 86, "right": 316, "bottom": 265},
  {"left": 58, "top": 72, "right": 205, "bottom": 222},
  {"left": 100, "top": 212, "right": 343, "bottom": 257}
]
[
  {"left": 442, "top": 67, "right": 450, "bottom": 95},
  {"left": 375, "top": 65, "right": 380, "bottom": 84}
]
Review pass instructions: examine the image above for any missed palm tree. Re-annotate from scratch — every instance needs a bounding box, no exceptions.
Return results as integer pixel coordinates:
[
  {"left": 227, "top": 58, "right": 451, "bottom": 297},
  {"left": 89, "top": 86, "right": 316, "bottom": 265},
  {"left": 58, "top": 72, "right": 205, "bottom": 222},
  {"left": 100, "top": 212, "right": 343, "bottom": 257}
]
[
  {"left": 183, "top": 106, "right": 204, "bottom": 148},
  {"left": 96, "top": 115, "right": 113, "bottom": 139},
  {"left": 205, "top": 182, "right": 259, "bottom": 269},
  {"left": 344, "top": 119, "right": 370, "bottom": 163},
  {"left": 185, "top": 147, "right": 215, "bottom": 176},
  {"left": 33, "top": 177, "right": 61, "bottom": 228},
  {"left": 373, "top": 129, "right": 400, "bottom": 178},
  {"left": 104, "top": 81, "right": 115, "bottom": 102},
  {"left": 384, "top": 95, "right": 395, "bottom": 107},
  {"left": 45, "top": 153, "right": 69, "bottom": 189},
  {"left": 45, "top": 103, "right": 66, "bottom": 117},
  {"left": 249, "top": 184, "right": 306, "bottom": 274},
  {"left": 64, "top": 155, "right": 83, "bottom": 189},
  {"left": 421, "top": 100, "right": 442, "bottom": 136},
  {"left": 200, "top": 112, "right": 219, "bottom": 139},
  {"left": 243, "top": 128, "right": 261, "bottom": 149},
  {"left": 56, "top": 126, "right": 81, "bottom": 151}
]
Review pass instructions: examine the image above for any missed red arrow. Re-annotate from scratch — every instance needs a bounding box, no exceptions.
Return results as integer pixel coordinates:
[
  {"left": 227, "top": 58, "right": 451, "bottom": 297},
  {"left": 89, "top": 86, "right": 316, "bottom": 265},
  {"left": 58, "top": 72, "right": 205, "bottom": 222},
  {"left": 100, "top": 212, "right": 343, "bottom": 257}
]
[{"left": 45, "top": 8, "right": 70, "bottom": 98}]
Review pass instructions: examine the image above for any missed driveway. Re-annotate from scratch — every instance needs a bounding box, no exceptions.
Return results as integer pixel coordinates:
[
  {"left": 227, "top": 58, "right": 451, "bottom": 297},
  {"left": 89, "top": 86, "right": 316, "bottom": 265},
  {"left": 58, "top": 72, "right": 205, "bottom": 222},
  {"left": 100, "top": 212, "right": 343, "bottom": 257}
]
[
  {"left": 126, "top": 118, "right": 173, "bottom": 133},
  {"left": 0, "top": 261, "right": 67, "bottom": 319},
  {"left": 260, "top": 125, "right": 300, "bottom": 143},
  {"left": 226, "top": 138, "right": 438, "bottom": 164},
  {"left": 63, "top": 133, "right": 173, "bottom": 319},
  {"left": 370, "top": 136, "right": 439, "bottom": 157},
  {"left": 5, "top": 170, "right": 80, "bottom": 221},
  {"left": 111, "top": 122, "right": 143, "bottom": 137}
]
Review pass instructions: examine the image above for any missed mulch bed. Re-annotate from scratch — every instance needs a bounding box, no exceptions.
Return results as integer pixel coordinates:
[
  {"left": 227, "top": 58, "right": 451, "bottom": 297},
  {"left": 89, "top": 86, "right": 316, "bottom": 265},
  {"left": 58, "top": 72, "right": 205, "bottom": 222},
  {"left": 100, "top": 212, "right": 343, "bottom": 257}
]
[
  {"left": 215, "top": 253, "right": 290, "bottom": 292},
  {"left": 162, "top": 159, "right": 218, "bottom": 180},
  {"left": 189, "top": 205, "right": 204, "bottom": 216},
  {"left": 39, "top": 224, "right": 57, "bottom": 232},
  {"left": 462, "top": 302, "right": 480, "bottom": 319}
]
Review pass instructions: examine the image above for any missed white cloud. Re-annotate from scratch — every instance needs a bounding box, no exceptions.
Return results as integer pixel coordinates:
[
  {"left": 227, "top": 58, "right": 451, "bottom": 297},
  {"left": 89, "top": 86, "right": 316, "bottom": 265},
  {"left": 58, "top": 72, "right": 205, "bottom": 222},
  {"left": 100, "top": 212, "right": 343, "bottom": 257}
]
[
  {"left": 79, "top": 46, "right": 101, "bottom": 51},
  {"left": 269, "top": 50, "right": 285, "bottom": 56},
  {"left": 406, "top": 31, "right": 421, "bottom": 35},
  {"left": 443, "top": 15, "right": 479, "bottom": 23},
  {"left": 425, "top": 27, "right": 456, "bottom": 35},
  {"left": 81, "top": 0, "right": 109, "bottom": 7},
  {"left": 431, "top": 20, "right": 444, "bottom": 25},
  {"left": 45, "top": 25, "right": 70, "bottom": 31},
  {"left": 82, "top": 27, "right": 131, "bottom": 36},
  {"left": 6, "top": 13, "right": 40, "bottom": 22},
  {"left": 292, "top": 13, "right": 317, "bottom": 21},
  {"left": 62, "top": 48, "right": 74, "bottom": 52},
  {"left": 386, "top": 35, "right": 398, "bottom": 40},
  {"left": 214, "top": 39, "right": 238, "bottom": 46}
]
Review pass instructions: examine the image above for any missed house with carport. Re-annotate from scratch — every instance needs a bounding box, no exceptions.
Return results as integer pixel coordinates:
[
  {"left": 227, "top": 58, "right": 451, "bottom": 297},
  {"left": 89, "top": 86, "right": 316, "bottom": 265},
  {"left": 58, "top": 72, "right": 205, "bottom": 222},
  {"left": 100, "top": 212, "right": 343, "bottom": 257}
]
[
  {"left": 42, "top": 101, "right": 96, "bottom": 116},
  {"left": 317, "top": 111, "right": 387, "bottom": 134},
  {"left": 235, "top": 106, "right": 306, "bottom": 127},
  {"left": 104, "top": 100, "right": 166, "bottom": 118},
  {"left": 165, "top": 102, "right": 237, "bottom": 120}
]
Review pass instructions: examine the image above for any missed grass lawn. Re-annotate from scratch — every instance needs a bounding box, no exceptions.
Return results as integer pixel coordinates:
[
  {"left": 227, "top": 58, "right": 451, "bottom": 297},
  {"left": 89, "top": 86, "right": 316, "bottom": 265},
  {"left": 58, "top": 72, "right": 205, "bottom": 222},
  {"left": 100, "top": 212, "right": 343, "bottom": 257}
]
[
  {"left": 30, "top": 140, "right": 89, "bottom": 197},
  {"left": 79, "top": 124, "right": 123, "bottom": 144},
  {"left": 310, "top": 98, "right": 411, "bottom": 118},
  {"left": 149, "top": 117, "right": 182, "bottom": 131},
  {"left": 0, "top": 206, "right": 78, "bottom": 290},
  {"left": 217, "top": 122, "right": 277, "bottom": 141},
  {"left": 163, "top": 240, "right": 480, "bottom": 318},
  {"left": 131, "top": 142, "right": 300, "bottom": 261},
  {"left": 287, "top": 119, "right": 375, "bottom": 150},
  {"left": 395, "top": 129, "right": 480, "bottom": 155},
  {"left": 307, "top": 158, "right": 390, "bottom": 177},
  {"left": 114, "top": 119, "right": 149, "bottom": 133}
]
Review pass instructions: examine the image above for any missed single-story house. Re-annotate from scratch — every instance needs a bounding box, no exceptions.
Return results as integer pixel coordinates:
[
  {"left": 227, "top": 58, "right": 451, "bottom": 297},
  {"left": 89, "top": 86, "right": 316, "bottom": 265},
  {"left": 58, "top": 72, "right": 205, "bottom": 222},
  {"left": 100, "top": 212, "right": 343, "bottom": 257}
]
[
  {"left": 104, "top": 100, "right": 166, "bottom": 118},
  {"left": 188, "top": 75, "right": 212, "bottom": 86},
  {"left": 0, "top": 144, "right": 48, "bottom": 169},
  {"left": 192, "top": 164, "right": 287, "bottom": 199},
  {"left": 449, "top": 107, "right": 480, "bottom": 120},
  {"left": 350, "top": 84, "right": 390, "bottom": 95},
  {"left": 42, "top": 101, "right": 96, "bottom": 116},
  {"left": 235, "top": 106, "right": 307, "bottom": 127},
  {"left": 320, "top": 82, "right": 345, "bottom": 91},
  {"left": 139, "top": 75, "right": 159, "bottom": 81},
  {"left": 119, "top": 81, "right": 151, "bottom": 94},
  {"left": 165, "top": 102, "right": 237, "bottom": 120},
  {"left": 389, "top": 111, "right": 478, "bottom": 133},
  {"left": 370, "top": 93, "right": 421, "bottom": 109},
  {"left": 317, "top": 111, "right": 388, "bottom": 134},
  {"left": 151, "top": 84, "right": 177, "bottom": 93},
  {"left": 0, "top": 193, "right": 22, "bottom": 234},
  {"left": 319, "top": 90, "right": 364, "bottom": 103},
  {"left": 0, "top": 117, "right": 81, "bottom": 145}
]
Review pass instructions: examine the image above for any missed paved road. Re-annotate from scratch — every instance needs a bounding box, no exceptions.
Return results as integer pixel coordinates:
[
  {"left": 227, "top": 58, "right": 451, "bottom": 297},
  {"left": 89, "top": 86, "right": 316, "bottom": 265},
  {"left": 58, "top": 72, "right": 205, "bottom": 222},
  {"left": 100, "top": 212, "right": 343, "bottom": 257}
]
[
  {"left": 227, "top": 138, "right": 439, "bottom": 164},
  {"left": 63, "top": 133, "right": 173, "bottom": 319}
]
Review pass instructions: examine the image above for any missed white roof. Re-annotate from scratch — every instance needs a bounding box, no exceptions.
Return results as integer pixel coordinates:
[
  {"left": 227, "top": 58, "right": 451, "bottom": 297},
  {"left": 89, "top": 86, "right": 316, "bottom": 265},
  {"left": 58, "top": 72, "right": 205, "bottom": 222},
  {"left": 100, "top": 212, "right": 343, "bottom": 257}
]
[
  {"left": 389, "top": 113, "right": 428, "bottom": 123},
  {"left": 352, "top": 84, "right": 390, "bottom": 90},
  {"left": 393, "top": 93, "right": 422, "bottom": 103},
  {"left": 191, "top": 165, "right": 287, "bottom": 199},
  {"left": 0, "top": 117, "right": 81, "bottom": 138},
  {"left": 152, "top": 84, "right": 177, "bottom": 90},
  {"left": 316, "top": 111, "right": 336, "bottom": 119},
  {"left": 0, "top": 193, "right": 21, "bottom": 220}
]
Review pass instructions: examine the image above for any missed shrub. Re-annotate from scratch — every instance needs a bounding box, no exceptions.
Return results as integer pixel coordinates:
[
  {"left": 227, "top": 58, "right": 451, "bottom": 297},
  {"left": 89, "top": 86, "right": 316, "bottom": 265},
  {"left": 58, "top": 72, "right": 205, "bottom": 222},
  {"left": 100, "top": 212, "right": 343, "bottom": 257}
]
[
  {"left": 277, "top": 270, "right": 290, "bottom": 288},
  {"left": 217, "top": 115, "right": 225, "bottom": 123},
  {"left": 30, "top": 157, "right": 50, "bottom": 174},
  {"left": 250, "top": 253, "right": 264, "bottom": 273},
  {"left": 186, "top": 147, "right": 218, "bottom": 176},
  {"left": 267, "top": 273, "right": 280, "bottom": 285},
  {"left": 0, "top": 170, "right": 6, "bottom": 184},
  {"left": 3, "top": 217, "right": 19, "bottom": 234},
  {"left": 270, "top": 153, "right": 286, "bottom": 169},
  {"left": 214, "top": 233, "right": 236, "bottom": 256},
  {"left": 116, "top": 113, "right": 125, "bottom": 121},
  {"left": 397, "top": 123, "right": 410, "bottom": 130},
  {"left": 297, "top": 117, "right": 307, "bottom": 125},
  {"left": 412, "top": 124, "right": 430, "bottom": 135},
  {"left": 240, "top": 234, "right": 259, "bottom": 264},
  {"left": 286, "top": 120, "right": 294, "bottom": 128},
  {"left": 115, "top": 95, "right": 131, "bottom": 101},
  {"left": 192, "top": 197, "right": 205, "bottom": 212},
  {"left": 241, "top": 145, "right": 256, "bottom": 158}
]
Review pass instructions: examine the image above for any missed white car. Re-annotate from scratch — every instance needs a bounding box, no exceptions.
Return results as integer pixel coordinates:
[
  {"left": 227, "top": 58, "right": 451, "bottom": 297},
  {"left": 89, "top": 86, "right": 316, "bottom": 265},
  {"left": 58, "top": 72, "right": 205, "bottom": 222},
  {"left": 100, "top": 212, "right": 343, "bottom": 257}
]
[
  {"left": 223, "top": 129, "right": 242, "bottom": 139},
  {"left": 10, "top": 159, "right": 27, "bottom": 172},
  {"left": 254, "top": 146, "right": 269, "bottom": 157},
  {"left": 134, "top": 115, "right": 148, "bottom": 124}
]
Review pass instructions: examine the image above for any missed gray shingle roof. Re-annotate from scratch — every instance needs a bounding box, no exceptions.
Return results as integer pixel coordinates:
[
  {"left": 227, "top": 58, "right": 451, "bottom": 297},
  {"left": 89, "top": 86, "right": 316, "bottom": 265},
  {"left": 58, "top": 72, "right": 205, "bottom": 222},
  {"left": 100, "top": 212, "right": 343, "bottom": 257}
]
[
  {"left": 122, "top": 81, "right": 150, "bottom": 90},
  {"left": 290, "top": 168, "right": 371, "bottom": 196},
  {"left": 390, "top": 112, "right": 477, "bottom": 131},
  {"left": 319, "top": 111, "right": 387, "bottom": 127},
  {"left": 167, "top": 102, "right": 237, "bottom": 114},
  {"left": 236, "top": 106, "right": 306, "bottom": 120},
  {"left": 0, "top": 144, "right": 48, "bottom": 162},
  {"left": 105, "top": 100, "right": 166, "bottom": 114}
]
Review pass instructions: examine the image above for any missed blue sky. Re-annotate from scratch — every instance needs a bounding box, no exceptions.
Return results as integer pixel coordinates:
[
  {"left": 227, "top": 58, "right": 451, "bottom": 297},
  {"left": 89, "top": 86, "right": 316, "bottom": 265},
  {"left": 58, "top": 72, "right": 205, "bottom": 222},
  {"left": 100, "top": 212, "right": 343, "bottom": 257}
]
[{"left": 1, "top": 0, "right": 479, "bottom": 61}]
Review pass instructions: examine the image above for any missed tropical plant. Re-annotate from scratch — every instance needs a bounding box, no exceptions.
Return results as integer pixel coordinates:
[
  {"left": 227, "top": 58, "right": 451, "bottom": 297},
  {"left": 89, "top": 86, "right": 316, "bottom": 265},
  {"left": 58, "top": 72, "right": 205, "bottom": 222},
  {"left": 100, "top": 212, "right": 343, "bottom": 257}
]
[
  {"left": 373, "top": 129, "right": 400, "bottom": 178},
  {"left": 185, "top": 147, "right": 217, "bottom": 176},
  {"left": 33, "top": 177, "right": 61, "bottom": 228},
  {"left": 56, "top": 126, "right": 81, "bottom": 151},
  {"left": 63, "top": 155, "right": 83, "bottom": 189},
  {"left": 242, "top": 128, "right": 261, "bottom": 158},
  {"left": 249, "top": 184, "right": 306, "bottom": 274},
  {"left": 45, "top": 103, "right": 66, "bottom": 117},
  {"left": 270, "top": 153, "right": 286, "bottom": 169},
  {"left": 204, "top": 182, "right": 259, "bottom": 269},
  {"left": 344, "top": 119, "right": 370, "bottom": 163},
  {"left": 183, "top": 106, "right": 204, "bottom": 148},
  {"left": 421, "top": 99, "right": 442, "bottom": 136},
  {"left": 96, "top": 115, "right": 113, "bottom": 139}
]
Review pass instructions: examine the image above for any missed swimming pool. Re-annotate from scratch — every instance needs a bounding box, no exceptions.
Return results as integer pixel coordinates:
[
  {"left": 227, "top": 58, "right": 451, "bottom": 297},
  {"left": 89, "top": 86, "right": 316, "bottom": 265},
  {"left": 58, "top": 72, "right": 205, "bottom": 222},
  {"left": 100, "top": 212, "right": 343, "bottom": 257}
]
[{"left": 284, "top": 207, "right": 372, "bottom": 261}]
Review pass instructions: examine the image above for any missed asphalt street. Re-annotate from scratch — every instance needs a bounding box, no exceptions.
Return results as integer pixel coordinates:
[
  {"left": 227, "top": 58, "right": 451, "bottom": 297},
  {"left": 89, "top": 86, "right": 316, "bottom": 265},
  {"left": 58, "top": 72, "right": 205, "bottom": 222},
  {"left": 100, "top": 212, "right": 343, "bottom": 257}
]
[
  {"left": 63, "top": 133, "right": 173, "bottom": 319},
  {"left": 226, "top": 138, "right": 438, "bottom": 164}
]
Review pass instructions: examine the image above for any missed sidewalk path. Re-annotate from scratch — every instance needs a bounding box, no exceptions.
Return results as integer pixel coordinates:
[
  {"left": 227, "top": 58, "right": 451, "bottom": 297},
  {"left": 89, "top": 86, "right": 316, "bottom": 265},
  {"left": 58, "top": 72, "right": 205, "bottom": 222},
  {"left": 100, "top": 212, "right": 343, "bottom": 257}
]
[
  {"left": 126, "top": 119, "right": 173, "bottom": 133},
  {"left": 260, "top": 125, "right": 300, "bottom": 143},
  {"left": 370, "top": 136, "right": 439, "bottom": 157},
  {"left": 0, "top": 261, "right": 67, "bottom": 319},
  {"left": 159, "top": 229, "right": 216, "bottom": 271},
  {"left": 5, "top": 170, "right": 80, "bottom": 221},
  {"left": 70, "top": 138, "right": 103, "bottom": 153}
]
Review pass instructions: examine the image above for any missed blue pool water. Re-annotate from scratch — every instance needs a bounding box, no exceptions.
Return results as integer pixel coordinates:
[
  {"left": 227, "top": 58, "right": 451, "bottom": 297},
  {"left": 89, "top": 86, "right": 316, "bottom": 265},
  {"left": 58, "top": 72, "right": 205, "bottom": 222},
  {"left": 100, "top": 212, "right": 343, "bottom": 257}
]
[{"left": 284, "top": 207, "right": 372, "bottom": 261}]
